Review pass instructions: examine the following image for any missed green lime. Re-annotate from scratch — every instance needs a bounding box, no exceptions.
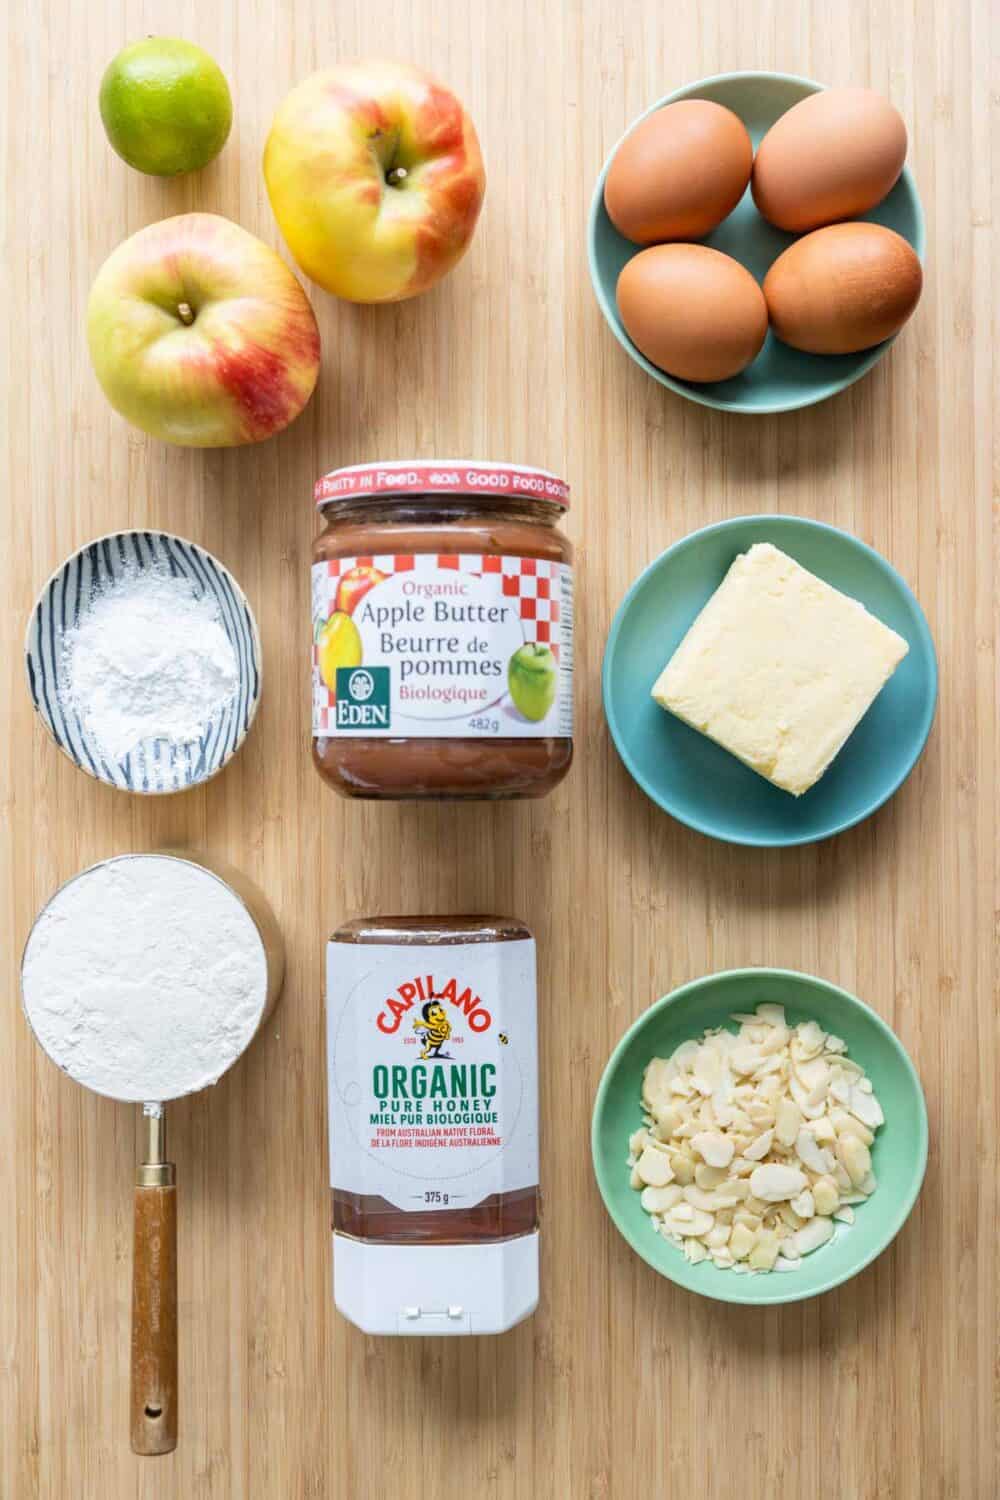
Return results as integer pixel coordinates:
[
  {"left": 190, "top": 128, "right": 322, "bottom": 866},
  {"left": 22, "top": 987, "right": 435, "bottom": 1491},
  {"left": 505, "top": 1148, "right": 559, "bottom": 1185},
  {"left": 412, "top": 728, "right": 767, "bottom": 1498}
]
[{"left": 99, "top": 38, "right": 232, "bottom": 177}]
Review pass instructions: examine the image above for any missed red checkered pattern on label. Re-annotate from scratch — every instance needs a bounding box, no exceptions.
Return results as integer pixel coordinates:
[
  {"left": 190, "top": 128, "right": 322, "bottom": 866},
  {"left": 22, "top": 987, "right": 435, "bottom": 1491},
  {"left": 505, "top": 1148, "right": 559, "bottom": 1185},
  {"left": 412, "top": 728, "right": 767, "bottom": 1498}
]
[{"left": 314, "top": 553, "right": 564, "bottom": 733}]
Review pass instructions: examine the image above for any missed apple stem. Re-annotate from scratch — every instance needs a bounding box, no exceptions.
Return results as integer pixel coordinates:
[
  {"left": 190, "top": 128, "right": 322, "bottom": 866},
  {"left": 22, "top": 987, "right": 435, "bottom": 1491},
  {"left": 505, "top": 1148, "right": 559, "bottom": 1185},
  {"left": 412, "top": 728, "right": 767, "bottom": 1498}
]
[
  {"left": 386, "top": 166, "right": 408, "bottom": 186},
  {"left": 177, "top": 302, "right": 195, "bottom": 325}
]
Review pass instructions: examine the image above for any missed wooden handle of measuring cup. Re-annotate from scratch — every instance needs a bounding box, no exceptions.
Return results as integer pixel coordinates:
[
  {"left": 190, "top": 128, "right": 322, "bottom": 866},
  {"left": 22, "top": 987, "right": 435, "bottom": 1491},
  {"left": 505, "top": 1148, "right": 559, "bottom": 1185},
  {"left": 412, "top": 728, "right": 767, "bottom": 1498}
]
[{"left": 130, "top": 1119, "right": 178, "bottom": 1455}]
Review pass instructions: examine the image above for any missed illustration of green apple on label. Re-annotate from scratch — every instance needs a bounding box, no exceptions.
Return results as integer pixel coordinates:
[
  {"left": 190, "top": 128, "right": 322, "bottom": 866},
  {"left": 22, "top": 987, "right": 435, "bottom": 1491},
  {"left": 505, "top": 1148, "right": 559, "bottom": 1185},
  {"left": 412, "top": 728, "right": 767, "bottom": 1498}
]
[{"left": 508, "top": 645, "right": 558, "bottom": 722}]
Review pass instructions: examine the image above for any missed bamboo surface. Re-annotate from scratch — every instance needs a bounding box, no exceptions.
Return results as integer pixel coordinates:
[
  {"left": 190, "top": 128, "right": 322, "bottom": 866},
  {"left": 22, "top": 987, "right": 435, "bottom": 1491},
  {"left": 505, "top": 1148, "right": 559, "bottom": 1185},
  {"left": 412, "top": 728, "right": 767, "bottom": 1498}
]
[{"left": 2, "top": 1, "right": 998, "bottom": 1496}]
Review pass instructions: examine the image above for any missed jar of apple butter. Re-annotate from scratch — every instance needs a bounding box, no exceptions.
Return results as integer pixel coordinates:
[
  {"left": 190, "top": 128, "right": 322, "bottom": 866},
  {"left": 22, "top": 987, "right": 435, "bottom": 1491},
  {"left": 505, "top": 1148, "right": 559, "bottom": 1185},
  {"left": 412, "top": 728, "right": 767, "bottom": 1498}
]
[
  {"left": 327, "top": 915, "right": 539, "bottom": 1336},
  {"left": 311, "top": 460, "right": 573, "bottom": 799}
]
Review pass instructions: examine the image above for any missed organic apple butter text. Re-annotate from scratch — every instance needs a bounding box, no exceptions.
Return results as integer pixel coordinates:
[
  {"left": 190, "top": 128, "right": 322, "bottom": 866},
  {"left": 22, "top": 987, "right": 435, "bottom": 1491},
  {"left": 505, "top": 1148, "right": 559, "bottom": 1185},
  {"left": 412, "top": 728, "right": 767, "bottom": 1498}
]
[{"left": 312, "top": 461, "right": 574, "bottom": 799}]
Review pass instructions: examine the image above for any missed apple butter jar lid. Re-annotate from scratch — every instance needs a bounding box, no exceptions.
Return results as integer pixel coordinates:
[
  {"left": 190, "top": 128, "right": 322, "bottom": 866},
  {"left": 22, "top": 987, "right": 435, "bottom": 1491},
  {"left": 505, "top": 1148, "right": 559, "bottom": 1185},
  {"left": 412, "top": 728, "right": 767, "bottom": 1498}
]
[{"left": 314, "top": 459, "right": 571, "bottom": 510}]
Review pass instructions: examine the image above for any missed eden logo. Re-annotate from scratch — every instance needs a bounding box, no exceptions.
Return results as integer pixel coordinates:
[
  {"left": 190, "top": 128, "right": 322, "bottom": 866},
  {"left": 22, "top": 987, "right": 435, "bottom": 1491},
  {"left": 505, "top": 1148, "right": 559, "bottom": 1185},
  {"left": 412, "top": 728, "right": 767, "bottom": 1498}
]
[{"left": 336, "top": 667, "right": 390, "bottom": 728}]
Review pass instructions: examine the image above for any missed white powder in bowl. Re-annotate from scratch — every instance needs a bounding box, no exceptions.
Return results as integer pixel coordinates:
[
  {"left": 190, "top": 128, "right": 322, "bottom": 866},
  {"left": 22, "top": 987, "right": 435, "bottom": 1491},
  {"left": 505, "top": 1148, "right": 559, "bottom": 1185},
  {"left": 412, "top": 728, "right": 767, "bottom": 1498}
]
[
  {"left": 21, "top": 856, "right": 270, "bottom": 1103},
  {"left": 60, "top": 564, "right": 239, "bottom": 765}
]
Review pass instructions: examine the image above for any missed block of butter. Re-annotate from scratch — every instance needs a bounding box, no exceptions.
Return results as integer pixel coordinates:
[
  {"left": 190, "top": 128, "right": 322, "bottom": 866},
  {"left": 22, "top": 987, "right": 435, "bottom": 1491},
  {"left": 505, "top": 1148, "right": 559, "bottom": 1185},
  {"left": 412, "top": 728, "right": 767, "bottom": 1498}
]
[{"left": 651, "top": 543, "right": 909, "bottom": 796}]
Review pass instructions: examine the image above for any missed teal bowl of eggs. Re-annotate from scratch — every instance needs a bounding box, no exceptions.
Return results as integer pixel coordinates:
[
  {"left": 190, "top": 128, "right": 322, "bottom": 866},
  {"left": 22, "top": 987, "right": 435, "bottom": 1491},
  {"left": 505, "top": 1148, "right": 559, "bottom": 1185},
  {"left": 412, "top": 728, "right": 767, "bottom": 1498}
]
[
  {"left": 602, "top": 515, "right": 937, "bottom": 845},
  {"left": 591, "top": 968, "right": 929, "bottom": 1305},
  {"left": 588, "top": 71, "right": 925, "bottom": 414}
]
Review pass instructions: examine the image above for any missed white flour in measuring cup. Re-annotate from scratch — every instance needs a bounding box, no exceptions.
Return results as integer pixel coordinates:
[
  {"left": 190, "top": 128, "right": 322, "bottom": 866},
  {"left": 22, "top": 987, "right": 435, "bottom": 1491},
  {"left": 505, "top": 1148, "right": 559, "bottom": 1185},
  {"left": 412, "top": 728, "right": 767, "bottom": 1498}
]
[{"left": 21, "top": 856, "right": 269, "bottom": 1102}]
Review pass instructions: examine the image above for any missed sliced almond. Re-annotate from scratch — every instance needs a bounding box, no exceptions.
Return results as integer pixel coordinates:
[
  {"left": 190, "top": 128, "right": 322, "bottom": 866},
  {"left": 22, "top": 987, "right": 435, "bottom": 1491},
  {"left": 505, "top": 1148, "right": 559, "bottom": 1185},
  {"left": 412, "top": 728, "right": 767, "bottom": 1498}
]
[
  {"left": 829, "top": 1108, "right": 875, "bottom": 1146},
  {"left": 662, "top": 1205, "right": 714, "bottom": 1237},
  {"left": 791, "top": 1217, "right": 834, "bottom": 1256},
  {"left": 742, "top": 1128, "right": 774, "bottom": 1162},
  {"left": 694, "top": 1163, "right": 730, "bottom": 1190},
  {"left": 671, "top": 1039, "right": 700, "bottom": 1069},
  {"left": 730, "top": 1046, "right": 765, "bottom": 1076},
  {"left": 690, "top": 1131, "right": 735, "bottom": 1169},
  {"left": 669, "top": 1150, "right": 696, "bottom": 1185},
  {"left": 756, "top": 1003, "right": 787, "bottom": 1028},
  {"left": 776, "top": 1202, "right": 803, "bottom": 1231},
  {"left": 794, "top": 1056, "right": 831, "bottom": 1092},
  {"left": 636, "top": 1145, "right": 674, "bottom": 1188},
  {"left": 747, "top": 1102, "right": 777, "bottom": 1128},
  {"left": 792, "top": 1020, "right": 827, "bottom": 1059},
  {"left": 652, "top": 1103, "right": 684, "bottom": 1136},
  {"left": 683, "top": 1184, "right": 740, "bottom": 1212},
  {"left": 749, "top": 1163, "right": 808, "bottom": 1202},
  {"left": 790, "top": 1189, "right": 815, "bottom": 1220},
  {"left": 724, "top": 1224, "right": 755, "bottom": 1266},
  {"left": 812, "top": 1176, "right": 840, "bottom": 1217},
  {"left": 642, "top": 1057, "right": 676, "bottom": 1109},
  {"left": 795, "top": 1128, "right": 835, "bottom": 1176},
  {"left": 748, "top": 1228, "right": 780, "bottom": 1271},
  {"left": 775, "top": 1099, "right": 802, "bottom": 1147},
  {"left": 640, "top": 1183, "right": 684, "bottom": 1214},
  {"left": 833, "top": 1162, "right": 853, "bottom": 1193},
  {"left": 833, "top": 1205, "right": 856, "bottom": 1224},
  {"left": 760, "top": 1024, "right": 790, "bottom": 1056},
  {"left": 692, "top": 1044, "right": 723, "bottom": 1094},
  {"left": 789, "top": 1074, "right": 827, "bottom": 1119},
  {"left": 837, "top": 1134, "right": 871, "bottom": 1190},
  {"left": 847, "top": 1088, "right": 884, "bottom": 1130}
]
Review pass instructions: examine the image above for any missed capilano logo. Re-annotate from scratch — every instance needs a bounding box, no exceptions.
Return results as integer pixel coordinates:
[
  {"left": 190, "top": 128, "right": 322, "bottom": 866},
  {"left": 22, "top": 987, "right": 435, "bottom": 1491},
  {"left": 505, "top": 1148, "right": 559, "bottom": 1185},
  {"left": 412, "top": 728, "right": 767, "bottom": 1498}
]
[{"left": 336, "top": 666, "right": 390, "bottom": 728}]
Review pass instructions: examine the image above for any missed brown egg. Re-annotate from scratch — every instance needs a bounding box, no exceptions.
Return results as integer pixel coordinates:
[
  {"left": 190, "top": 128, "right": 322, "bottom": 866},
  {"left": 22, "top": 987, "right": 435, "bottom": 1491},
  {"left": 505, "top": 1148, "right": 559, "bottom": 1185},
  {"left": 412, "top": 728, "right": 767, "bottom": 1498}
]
[
  {"left": 763, "top": 223, "right": 922, "bottom": 354},
  {"left": 752, "top": 87, "right": 907, "bottom": 232},
  {"left": 605, "top": 100, "right": 753, "bottom": 244},
  {"left": 617, "top": 244, "right": 768, "bottom": 382}
]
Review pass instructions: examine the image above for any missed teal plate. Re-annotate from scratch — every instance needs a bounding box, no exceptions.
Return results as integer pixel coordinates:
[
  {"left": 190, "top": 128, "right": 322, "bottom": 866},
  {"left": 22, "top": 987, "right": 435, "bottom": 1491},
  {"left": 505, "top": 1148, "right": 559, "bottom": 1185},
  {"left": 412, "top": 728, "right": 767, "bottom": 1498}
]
[
  {"left": 588, "top": 71, "right": 926, "bottom": 414},
  {"left": 603, "top": 516, "right": 937, "bottom": 846},
  {"left": 592, "top": 969, "right": 928, "bottom": 1305}
]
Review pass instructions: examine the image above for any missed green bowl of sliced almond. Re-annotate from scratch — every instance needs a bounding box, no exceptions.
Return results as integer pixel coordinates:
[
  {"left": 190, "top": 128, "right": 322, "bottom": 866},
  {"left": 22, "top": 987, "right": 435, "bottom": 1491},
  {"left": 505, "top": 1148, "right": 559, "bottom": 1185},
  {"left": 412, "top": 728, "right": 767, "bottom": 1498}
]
[{"left": 591, "top": 968, "right": 928, "bottom": 1304}]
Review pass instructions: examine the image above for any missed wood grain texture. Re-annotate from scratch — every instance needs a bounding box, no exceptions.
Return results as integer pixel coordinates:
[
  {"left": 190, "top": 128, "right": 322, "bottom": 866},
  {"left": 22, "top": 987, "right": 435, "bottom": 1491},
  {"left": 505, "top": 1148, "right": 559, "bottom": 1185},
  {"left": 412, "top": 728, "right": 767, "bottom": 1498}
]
[
  {"left": 2, "top": 1, "right": 997, "bottom": 1496},
  {"left": 130, "top": 1184, "right": 179, "bottom": 1456}
]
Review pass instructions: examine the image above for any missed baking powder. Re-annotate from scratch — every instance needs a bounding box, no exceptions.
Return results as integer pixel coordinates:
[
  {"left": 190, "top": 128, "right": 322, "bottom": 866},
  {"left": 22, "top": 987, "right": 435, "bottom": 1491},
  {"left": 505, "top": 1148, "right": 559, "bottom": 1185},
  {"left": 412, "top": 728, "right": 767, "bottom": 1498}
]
[
  {"left": 21, "top": 857, "right": 269, "bottom": 1103},
  {"left": 60, "top": 564, "right": 239, "bottom": 764}
]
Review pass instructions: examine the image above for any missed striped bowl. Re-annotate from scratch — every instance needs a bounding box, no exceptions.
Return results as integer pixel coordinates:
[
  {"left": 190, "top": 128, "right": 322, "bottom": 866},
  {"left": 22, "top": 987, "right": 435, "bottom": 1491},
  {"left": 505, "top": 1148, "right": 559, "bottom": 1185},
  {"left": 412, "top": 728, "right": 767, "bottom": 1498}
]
[{"left": 25, "top": 531, "right": 262, "bottom": 795}]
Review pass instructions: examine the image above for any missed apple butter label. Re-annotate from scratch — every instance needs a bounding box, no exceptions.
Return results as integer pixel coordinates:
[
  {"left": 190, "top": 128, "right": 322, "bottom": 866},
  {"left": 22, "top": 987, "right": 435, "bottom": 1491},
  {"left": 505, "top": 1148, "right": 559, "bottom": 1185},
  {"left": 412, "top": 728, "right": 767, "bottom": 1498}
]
[
  {"left": 326, "top": 939, "right": 538, "bottom": 1212},
  {"left": 311, "top": 553, "right": 573, "bottom": 738}
]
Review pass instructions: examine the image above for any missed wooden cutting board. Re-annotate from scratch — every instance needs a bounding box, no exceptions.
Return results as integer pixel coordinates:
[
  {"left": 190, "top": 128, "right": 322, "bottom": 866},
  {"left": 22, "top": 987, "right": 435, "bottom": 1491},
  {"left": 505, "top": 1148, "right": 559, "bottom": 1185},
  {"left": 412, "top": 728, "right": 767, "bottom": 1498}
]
[{"left": 2, "top": 0, "right": 996, "bottom": 1495}]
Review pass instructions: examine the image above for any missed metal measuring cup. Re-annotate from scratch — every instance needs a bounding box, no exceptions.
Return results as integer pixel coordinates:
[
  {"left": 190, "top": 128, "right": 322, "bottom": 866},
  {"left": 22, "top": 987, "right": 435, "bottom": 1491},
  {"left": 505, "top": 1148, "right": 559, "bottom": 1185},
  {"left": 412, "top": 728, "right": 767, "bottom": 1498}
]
[{"left": 20, "top": 851, "right": 284, "bottom": 1456}]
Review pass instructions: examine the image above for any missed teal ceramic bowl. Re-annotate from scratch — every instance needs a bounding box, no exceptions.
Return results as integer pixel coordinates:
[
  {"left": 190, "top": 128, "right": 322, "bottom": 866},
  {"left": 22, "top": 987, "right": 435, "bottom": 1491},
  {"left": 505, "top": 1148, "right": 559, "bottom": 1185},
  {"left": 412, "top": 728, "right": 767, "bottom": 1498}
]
[
  {"left": 592, "top": 968, "right": 928, "bottom": 1305},
  {"left": 603, "top": 515, "right": 937, "bottom": 846},
  {"left": 588, "top": 71, "right": 925, "bottom": 414}
]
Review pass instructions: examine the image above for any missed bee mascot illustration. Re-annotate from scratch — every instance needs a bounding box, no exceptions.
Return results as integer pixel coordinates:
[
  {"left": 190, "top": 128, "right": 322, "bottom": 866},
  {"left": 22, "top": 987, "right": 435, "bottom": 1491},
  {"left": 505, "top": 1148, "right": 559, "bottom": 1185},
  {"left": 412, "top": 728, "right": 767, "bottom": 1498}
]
[{"left": 413, "top": 999, "right": 452, "bottom": 1060}]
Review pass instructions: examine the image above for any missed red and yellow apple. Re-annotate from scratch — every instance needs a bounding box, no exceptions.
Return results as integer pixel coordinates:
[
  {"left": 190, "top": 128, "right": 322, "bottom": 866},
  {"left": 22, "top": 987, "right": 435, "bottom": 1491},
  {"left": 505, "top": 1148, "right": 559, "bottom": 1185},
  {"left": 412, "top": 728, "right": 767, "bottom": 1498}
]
[
  {"left": 335, "top": 565, "right": 386, "bottom": 615},
  {"left": 263, "top": 61, "right": 485, "bottom": 303},
  {"left": 86, "top": 213, "right": 321, "bottom": 447}
]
